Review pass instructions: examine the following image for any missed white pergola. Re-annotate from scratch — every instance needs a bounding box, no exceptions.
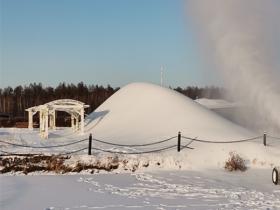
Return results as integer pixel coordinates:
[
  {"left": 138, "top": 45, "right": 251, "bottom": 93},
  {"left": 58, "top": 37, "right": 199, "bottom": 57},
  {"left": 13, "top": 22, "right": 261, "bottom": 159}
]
[{"left": 26, "top": 99, "right": 89, "bottom": 139}]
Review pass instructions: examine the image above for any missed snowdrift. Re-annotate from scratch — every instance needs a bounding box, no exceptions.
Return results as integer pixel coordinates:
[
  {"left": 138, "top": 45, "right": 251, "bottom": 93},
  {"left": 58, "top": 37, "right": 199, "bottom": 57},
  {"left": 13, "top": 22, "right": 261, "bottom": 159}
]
[
  {"left": 85, "top": 83, "right": 253, "bottom": 144},
  {"left": 82, "top": 83, "right": 280, "bottom": 169}
]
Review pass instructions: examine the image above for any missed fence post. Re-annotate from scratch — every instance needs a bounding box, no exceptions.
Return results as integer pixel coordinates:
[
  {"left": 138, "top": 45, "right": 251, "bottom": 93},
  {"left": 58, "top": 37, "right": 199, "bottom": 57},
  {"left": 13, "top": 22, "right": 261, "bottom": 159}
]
[
  {"left": 177, "top": 132, "right": 181, "bottom": 152},
  {"left": 263, "top": 132, "right": 267, "bottom": 146},
  {"left": 88, "top": 133, "right": 92, "bottom": 155}
]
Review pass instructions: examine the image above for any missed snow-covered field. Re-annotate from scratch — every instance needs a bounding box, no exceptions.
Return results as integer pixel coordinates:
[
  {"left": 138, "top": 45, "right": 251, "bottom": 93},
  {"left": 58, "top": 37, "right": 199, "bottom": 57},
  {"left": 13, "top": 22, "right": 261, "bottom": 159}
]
[
  {"left": 1, "top": 169, "right": 280, "bottom": 210},
  {"left": 1, "top": 83, "right": 280, "bottom": 210}
]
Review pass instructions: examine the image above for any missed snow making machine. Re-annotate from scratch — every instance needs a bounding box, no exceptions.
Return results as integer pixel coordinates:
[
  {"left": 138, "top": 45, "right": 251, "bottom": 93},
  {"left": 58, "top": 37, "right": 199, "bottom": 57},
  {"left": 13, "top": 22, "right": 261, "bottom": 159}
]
[{"left": 272, "top": 167, "right": 280, "bottom": 185}]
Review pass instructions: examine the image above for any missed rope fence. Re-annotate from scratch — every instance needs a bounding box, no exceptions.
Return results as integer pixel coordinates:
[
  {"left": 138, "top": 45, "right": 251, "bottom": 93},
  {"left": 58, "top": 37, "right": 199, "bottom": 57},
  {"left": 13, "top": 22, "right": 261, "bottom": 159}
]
[
  {"left": 58, "top": 147, "right": 88, "bottom": 156},
  {"left": 91, "top": 136, "right": 177, "bottom": 147},
  {"left": 267, "top": 135, "right": 280, "bottom": 140},
  {"left": 0, "top": 147, "right": 88, "bottom": 156},
  {"left": 0, "top": 131, "right": 279, "bottom": 156},
  {"left": 181, "top": 135, "right": 262, "bottom": 144},
  {"left": 0, "top": 138, "right": 88, "bottom": 149},
  {"left": 90, "top": 144, "right": 178, "bottom": 155}
]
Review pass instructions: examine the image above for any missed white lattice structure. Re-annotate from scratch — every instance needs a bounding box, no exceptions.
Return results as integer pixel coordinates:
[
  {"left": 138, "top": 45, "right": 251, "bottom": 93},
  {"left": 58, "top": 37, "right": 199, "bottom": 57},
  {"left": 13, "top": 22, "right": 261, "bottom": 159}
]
[{"left": 26, "top": 99, "right": 89, "bottom": 139}]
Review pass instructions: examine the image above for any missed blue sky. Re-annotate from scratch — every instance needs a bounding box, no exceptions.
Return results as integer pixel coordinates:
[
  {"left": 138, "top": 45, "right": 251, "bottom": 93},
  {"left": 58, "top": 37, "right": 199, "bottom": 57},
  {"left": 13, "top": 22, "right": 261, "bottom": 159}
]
[{"left": 0, "top": 0, "right": 216, "bottom": 88}]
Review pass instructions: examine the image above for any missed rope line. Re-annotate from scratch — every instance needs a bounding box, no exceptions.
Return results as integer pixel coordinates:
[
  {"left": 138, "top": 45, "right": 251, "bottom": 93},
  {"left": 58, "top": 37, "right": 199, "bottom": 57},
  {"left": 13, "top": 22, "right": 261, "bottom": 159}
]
[
  {"left": 0, "top": 147, "right": 87, "bottom": 156},
  {"left": 0, "top": 149, "right": 43, "bottom": 156},
  {"left": 91, "top": 144, "right": 178, "bottom": 155},
  {"left": 1, "top": 132, "right": 278, "bottom": 156},
  {"left": 91, "top": 136, "right": 177, "bottom": 147},
  {"left": 267, "top": 135, "right": 280, "bottom": 140},
  {"left": 0, "top": 138, "right": 88, "bottom": 149},
  {"left": 180, "top": 140, "right": 194, "bottom": 150},
  {"left": 181, "top": 135, "right": 262, "bottom": 144},
  {"left": 58, "top": 147, "right": 88, "bottom": 156}
]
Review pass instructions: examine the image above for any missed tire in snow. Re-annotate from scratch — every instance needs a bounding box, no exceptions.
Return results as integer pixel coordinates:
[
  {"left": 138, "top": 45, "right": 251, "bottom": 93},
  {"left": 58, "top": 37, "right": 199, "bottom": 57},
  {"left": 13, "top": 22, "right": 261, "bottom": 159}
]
[{"left": 272, "top": 167, "right": 279, "bottom": 185}]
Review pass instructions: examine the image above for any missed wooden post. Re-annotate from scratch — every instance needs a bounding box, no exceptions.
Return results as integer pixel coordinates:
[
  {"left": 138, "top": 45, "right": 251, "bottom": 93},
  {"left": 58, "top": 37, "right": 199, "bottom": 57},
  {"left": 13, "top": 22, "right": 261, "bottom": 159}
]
[
  {"left": 88, "top": 133, "right": 92, "bottom": 155},
  {"left": 263, "top": 132, "right": 267, "bottom": 146},
  {"left": 177, "top": 132, "right": 181, "bottom": 152}
]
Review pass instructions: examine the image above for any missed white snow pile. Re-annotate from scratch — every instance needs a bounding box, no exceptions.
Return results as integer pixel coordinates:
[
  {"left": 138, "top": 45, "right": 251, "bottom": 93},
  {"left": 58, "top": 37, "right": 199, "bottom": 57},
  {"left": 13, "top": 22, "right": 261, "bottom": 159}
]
[
  {"left": 84, "top": 82, "right": 280, "bottom": 169},
  {"left": 85, "top": 82, "right": 252, "bottom": 143}
]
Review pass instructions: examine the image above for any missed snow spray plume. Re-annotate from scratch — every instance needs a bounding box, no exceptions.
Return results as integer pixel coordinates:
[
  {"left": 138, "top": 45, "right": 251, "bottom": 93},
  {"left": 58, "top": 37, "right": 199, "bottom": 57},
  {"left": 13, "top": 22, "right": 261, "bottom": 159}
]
[{"left": 187, "top": 0, "right": 280, "bottom": 133}]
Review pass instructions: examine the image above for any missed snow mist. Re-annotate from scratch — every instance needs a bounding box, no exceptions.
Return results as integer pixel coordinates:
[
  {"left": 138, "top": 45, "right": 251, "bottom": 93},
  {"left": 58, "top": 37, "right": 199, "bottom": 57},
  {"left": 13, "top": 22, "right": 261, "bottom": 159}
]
[{"left": 187, "top": 0, "right": 280, "bottom": 133}]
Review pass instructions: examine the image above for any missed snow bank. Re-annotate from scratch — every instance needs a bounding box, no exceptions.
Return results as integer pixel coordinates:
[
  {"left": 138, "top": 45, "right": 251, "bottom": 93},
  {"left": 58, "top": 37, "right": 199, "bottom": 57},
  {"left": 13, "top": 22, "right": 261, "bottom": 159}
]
[
  {"left": 82, "top": 83, "right": 279, "bottom": 170},
  {"left": 85, "top": 82, "right": 253, "bottom": 144}
]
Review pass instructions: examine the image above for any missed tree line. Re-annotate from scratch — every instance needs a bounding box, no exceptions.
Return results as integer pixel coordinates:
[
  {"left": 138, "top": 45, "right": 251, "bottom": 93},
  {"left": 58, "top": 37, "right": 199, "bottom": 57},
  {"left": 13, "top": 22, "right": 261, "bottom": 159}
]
[{"left": 0, "top": 82, "right": 224, "bottom": 127}]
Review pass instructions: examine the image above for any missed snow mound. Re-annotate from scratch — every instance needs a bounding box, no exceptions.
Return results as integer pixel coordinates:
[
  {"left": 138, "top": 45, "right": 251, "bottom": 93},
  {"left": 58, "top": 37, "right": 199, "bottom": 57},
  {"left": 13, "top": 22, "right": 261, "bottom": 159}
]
[{"left": 85, "top": 83, "right": 253, "bottom": 144}]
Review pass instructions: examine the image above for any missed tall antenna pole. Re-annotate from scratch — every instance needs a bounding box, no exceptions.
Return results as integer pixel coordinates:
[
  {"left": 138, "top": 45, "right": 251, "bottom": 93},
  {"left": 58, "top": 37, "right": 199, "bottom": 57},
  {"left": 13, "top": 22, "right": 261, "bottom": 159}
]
[{"left": 160, "top": 65, "right": 163, "bottom": 86}]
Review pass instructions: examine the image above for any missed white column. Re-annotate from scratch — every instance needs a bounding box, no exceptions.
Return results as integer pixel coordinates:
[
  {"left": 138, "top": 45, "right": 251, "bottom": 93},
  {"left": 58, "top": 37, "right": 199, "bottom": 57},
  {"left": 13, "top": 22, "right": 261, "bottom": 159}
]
[
  {"left": 49, "top": 113, "right": 52, "bottom": 129},
  {"left": 41, "top": 110, "right": 46, "bottom": 132},
  {"left": 53, "top": 111, "right": 56, "bottom": 130},
  {"left": 75, "top": 117, "right": 79, "bottom": 130},
  {"left": 49, "top": 111, "right": 55, "bottom": 130},
  {"left": 28, "top": 111, "right": 33, "bottom": 130},
  {"left": 44, "top": 112, "right": 48, "bottom": 139},
  {"left": 80, "top": 108, "right": 84, "bottom": 134},
  {"left": 71, "top": 114, "right": 74, "bottom": 130},
  {"left": 39, "top": 111, "right": 44, "bottom": 138},
  {"left": 39, "top": 111, "right": 43, "bottom": 133}
]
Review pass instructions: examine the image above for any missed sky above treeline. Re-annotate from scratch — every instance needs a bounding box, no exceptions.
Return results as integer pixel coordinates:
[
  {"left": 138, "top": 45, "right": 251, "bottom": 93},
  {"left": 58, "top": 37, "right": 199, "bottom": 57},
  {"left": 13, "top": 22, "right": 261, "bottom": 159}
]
[{"left": 0, "top": 0, "right": 219, "bottom": 88}]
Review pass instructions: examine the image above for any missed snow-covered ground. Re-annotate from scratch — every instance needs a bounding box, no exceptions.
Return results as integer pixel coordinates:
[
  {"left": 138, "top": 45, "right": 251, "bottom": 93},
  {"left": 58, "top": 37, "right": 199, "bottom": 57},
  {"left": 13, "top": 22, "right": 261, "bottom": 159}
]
[
  {"left": 1, "top": 83, "right": 280, "bottom": 210},
  {"left": 1, "top": 169, "right": 280, "bottom": 210}
]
